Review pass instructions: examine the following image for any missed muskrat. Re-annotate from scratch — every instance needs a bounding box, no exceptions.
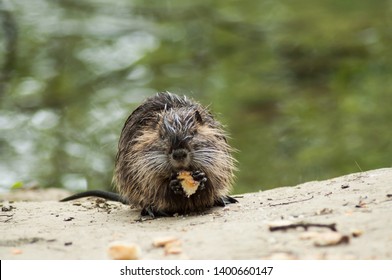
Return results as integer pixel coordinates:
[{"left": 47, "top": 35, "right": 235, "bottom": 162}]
[{"left": 60, "top": 92, "right": 237, "bottom": 217}]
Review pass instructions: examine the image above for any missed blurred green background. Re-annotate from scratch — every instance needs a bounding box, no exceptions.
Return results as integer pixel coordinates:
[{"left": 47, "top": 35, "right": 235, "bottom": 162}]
[{"left": 0, "top": 0, "right": 391, "bottom": 194}]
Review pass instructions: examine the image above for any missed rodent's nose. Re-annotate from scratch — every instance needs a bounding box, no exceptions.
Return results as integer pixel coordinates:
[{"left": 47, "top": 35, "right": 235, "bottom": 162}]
[{"left": 171, "top": 149, "right": 188, "bottom": 161}]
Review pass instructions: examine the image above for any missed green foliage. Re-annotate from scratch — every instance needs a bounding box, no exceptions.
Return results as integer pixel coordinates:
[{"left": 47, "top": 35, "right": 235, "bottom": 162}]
[
  {"left": 10, "top": 181, "right": 23, "bottom": 189},
  {"left": 0, "top": 0, "right": 391, "bottom": 193}
]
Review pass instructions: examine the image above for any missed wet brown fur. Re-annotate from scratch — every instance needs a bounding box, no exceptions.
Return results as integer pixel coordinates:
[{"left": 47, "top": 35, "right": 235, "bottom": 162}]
[{"left": 113, "top": 92, "right": 236, "bottom": 215}]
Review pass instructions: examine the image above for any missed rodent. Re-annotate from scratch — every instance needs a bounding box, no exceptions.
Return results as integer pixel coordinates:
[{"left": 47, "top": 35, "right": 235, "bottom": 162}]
[{"left": 60, "top": 92, "right": 237, "bottom": 217}]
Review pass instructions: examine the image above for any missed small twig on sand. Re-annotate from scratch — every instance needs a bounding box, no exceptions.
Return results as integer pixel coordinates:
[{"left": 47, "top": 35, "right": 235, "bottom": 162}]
[
  {"left": 0, "top": 214, "right": 14, "bottom": 223},
  {"left": 269, "top": 222, "right": 337, "bottom": 232},
  {"left": 269, "top": 195, "right": 314, "bottom": 207}
]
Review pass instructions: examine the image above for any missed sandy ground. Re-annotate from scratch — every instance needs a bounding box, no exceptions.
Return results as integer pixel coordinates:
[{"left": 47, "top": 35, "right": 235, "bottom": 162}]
[{"left": 1, "top": 168, "right": 392, "bottom": 260}]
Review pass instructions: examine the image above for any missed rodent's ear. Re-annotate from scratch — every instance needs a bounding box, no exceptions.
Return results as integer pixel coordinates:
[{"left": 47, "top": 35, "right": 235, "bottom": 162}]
[{"left": 194, "top": 110, "right": 203, "bottom": 124}]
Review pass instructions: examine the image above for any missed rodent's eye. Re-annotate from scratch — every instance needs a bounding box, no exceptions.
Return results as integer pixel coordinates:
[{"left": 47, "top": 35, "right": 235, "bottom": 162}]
[{"left": 183, "top": 131, "right": 196, "bottom": 142}]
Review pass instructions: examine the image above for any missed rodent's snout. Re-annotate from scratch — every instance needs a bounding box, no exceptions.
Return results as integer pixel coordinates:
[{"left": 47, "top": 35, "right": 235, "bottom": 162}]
[
  {"left": 172, "top": 149, "right": 188, "bottom": 161},
  {"left": 170, "top": 148, "right": 191, "bottom": 169}
]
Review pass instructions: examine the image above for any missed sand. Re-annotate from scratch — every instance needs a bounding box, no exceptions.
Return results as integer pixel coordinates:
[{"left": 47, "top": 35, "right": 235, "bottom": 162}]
[{"left": 1, "top": 168, "right": 391, "bottom": 260}]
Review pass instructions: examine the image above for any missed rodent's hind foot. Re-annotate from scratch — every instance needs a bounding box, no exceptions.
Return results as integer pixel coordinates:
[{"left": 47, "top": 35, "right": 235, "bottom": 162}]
[
  {"left": 214, "top": 195, "right": 239, "bottom": 207},
  {"left": 141, "top": 205, "right": 170, "bottom": 218}
]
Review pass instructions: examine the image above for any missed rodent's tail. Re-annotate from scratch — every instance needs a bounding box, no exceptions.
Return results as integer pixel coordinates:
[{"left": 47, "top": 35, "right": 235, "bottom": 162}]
[{"left": 59, "top": 190, "right": 129, "bottom": 205}]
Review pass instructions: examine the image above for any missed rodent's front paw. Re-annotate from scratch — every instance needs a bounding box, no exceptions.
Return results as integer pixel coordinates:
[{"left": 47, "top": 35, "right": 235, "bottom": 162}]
[
  {"left": 169, "top": 177, "right": 185, "bottom": 196},
  {"left": 192, "top": 171, "right": 207, "bottom": 190}
]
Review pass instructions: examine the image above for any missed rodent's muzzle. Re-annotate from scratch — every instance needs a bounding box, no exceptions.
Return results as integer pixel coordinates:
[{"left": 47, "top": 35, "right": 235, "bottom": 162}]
[
  {"left": 172, "top": 149, "right": 188, "bottom": 161},
  {"left": 170, "top": 148, "right": 191, "bottom": 170}
]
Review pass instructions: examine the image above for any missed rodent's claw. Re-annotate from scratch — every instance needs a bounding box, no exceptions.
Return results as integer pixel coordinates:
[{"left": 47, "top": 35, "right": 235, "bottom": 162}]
[
  {"left": 191, "top": 171, "right": 205, "bottom": 181},
  {"left": 141, "top": 206, "right": 170, "bottom": 218},
  {"left": 169, "top": 178, "right": 185, "bottom": 196},
  {"left": 192, "top": 171, "right": 207, "bottom": 190},
  {"left": 214, "top": 195, "right": 239, "bottom": 207}
]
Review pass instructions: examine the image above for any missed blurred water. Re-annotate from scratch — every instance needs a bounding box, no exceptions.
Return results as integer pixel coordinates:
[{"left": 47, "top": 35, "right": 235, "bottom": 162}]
[{"left": 0, "top": 0, "right": 391, "bottom": 193}]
